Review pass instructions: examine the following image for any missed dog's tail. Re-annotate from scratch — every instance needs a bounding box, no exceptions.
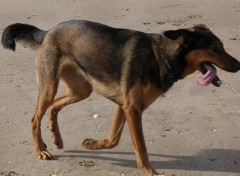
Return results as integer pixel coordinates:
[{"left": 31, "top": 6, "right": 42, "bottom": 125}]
[{"left": 1, "top": 23, "right": 47, "bottom": 51}]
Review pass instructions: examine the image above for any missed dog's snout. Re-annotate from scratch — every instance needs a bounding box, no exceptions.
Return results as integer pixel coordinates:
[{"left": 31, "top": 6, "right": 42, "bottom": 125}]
[
  {"left": 233, "top": 59, "right": 240, "bottom": 72},
  {"left": 237, "top": 64, "right": 240, "bottom": 72},
  {"left": 238, "top": 61, "right": 240, "bottom": 69},
  {"left": 230, "top": 61, "right": 240, "bottom": 73},
  {"left": 223, "top": 52, "right": 240, "bottom": 72}
]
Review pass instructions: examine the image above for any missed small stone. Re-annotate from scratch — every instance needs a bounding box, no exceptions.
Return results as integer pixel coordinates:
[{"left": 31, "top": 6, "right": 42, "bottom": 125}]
[
  {"left": 209, "top": 158, "right": 215, "bottom": 161},
  {"left": 93, "top": 114, "right": 99, "bottom": 119},
  {"left": 143, "top": 22, "right": 151, "bottom": 25},
  {"left": 156, "top": 21, "right": 165, "bottom": 25}
]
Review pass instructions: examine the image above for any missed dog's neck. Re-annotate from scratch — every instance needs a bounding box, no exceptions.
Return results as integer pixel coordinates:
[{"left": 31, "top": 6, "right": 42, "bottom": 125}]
[
  {"left": 151, "top": 34, "right": 184, "bottom": 90},
  {"left": 161, "top": 54, "right": 181, "bottom": 82}
]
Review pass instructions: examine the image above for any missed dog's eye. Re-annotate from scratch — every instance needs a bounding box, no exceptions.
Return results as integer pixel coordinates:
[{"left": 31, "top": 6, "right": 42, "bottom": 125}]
[{"left": 211, "top": 46, "right": 221, "bottom": 53}]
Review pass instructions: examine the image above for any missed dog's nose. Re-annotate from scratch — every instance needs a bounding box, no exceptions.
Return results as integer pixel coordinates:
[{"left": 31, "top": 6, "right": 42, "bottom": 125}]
[
  {"left": 237, "top": 61, "right": 240, "bottom": 71},
  {"left": 229, "top": 58, "right": 240, "bottom": 72}
]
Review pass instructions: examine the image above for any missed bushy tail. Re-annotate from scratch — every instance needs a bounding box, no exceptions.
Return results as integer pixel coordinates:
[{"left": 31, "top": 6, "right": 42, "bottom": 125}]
[{"left": 1, "top": 23, "right": 47, "bottom": 51}]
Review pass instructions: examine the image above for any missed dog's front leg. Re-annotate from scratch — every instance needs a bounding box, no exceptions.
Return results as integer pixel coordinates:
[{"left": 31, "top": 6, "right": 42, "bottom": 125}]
[
  {"left": 123, "top": 103, "right": 164, "bottom": 176},
  {"left": 82, "top": 104, "right": 126, "bottom": 149}
]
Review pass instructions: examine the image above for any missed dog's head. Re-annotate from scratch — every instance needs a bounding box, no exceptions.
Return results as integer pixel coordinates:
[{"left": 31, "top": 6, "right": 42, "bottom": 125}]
[{"left": 164, "top": 24, "right": 240, "bottom": 87}]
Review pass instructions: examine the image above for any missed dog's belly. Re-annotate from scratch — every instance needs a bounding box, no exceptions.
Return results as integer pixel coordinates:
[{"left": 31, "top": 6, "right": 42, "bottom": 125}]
[{"left": 90, "top": 78, "right": 124, "bottom": 104}]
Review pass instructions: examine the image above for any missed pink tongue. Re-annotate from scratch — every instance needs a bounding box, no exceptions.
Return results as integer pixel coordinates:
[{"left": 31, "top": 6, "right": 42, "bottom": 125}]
[{"left": 197, "top": 65, "right": 216, "bottom": 86}]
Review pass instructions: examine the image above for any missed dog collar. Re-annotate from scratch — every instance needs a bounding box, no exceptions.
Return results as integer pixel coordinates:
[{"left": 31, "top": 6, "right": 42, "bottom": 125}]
[{"left": 163, "top": 57, "right": 180, "bottom": 82}]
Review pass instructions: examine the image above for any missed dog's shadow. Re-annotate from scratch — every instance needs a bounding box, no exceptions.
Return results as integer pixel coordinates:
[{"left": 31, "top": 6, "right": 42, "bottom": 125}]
[{"left": 56, "top": 148, "right": 240, "bottom": 173}]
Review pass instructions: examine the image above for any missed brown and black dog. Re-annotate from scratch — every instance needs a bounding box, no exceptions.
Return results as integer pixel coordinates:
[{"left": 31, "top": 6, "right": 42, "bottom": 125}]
[{"left": 1, "top": 20, "right": 240, "bottom": 176}]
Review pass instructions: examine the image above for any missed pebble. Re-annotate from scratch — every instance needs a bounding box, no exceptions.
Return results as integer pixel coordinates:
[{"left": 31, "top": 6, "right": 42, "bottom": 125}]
[{"left": 93, "top": 114, "right": 99, "bottom": 119}]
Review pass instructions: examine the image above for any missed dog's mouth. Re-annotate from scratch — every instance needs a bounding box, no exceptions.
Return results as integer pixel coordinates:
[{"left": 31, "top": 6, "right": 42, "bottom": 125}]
[{"left": 197, "top": 62, "right": 222, "bottom": 87}]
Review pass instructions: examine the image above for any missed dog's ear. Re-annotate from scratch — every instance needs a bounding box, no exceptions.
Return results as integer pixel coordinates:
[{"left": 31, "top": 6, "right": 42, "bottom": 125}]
[
  {"left": 194, "top": 24, "right": 209, "bottom": 31},
  {"left": 163, "top": 29, "right": 189, "bottom": 40},
  {"left": 164, "top": 25, "right": 209, "bottom": 40},
  {"left": 164, "top": 29, "right": 201, "bottom": 48}
]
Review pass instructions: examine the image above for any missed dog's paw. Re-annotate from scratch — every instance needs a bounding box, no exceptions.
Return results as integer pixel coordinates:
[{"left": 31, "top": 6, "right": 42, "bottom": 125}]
[
  {"left": 82, "top": 138, "right": 98, "bottom": 150},
  {"left": 145, "top": 171, "right": 164, "bottom": 176},
  {"left": 153, "top": 172, "right": 164, "bottom": 176},
  {"left": 52, "top": 135, "right": 63, "bottom": 149},
  {"left": 36, "top": 150, "right": 53, "bottom": 160},
  {"left": 142, "top": 167, "right": 164, "bottom": 176}
]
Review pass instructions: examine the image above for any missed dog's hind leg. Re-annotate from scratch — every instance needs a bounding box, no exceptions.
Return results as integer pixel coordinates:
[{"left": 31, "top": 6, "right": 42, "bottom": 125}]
[
  {"left": 31, "top": 80, "right": 59, "bottom": 160},
  {"left": 31, "top": 47, "right": 61, "bottom": 160},
  {"left": 48, "top": 66, "right": 92, "bottom": 149},
  {"left": 82, "top": 104, "right": 126, "bottom": 150}
]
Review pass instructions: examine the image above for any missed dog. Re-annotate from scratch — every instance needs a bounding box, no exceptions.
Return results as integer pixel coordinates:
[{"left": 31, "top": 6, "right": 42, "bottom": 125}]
[{"left": 1, "top": 20, "right": 240, "bottom": 176}]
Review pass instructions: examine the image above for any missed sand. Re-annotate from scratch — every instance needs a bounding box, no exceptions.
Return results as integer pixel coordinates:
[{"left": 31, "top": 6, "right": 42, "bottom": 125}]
[{"left": 0, "top": 0, "right": 240, "bottom": 176}]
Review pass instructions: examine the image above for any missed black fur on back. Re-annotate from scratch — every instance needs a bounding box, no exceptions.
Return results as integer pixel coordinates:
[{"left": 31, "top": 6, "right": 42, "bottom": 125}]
[{"left": 1, "top": 23, "right": 47, "bottom": 51}]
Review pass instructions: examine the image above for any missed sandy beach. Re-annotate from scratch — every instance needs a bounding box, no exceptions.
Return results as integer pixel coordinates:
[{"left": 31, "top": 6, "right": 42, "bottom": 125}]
[{"left": 0, "top": 0, "right": 240, "bottom": 175}]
